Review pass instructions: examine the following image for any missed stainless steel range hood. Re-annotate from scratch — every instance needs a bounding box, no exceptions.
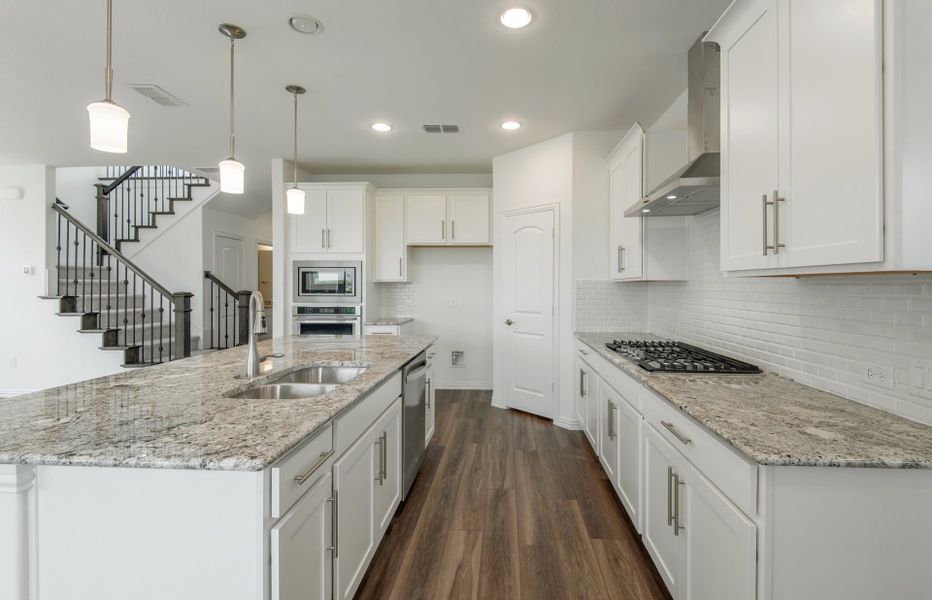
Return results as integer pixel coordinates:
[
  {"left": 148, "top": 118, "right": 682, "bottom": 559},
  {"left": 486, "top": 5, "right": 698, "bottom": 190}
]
[{"left": 626, "top": 35, "right": 721, "bottom": 217}]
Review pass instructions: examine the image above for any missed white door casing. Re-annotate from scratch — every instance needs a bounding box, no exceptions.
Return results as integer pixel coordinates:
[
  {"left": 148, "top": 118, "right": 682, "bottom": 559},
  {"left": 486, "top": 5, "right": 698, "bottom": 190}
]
[{"left": 501, "top": 207, "right": 556, "bottom": 419}]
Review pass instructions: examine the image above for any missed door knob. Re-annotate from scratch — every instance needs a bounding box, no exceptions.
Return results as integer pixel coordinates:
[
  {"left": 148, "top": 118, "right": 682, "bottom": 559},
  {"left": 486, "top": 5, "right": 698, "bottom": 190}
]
[{"left": 505, "top": 319, "right": 514, "bottom": 326}]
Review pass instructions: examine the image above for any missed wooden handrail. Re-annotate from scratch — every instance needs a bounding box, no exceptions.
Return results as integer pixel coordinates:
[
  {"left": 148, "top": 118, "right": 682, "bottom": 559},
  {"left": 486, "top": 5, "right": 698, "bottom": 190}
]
[
  {"left": 101, "top": 165, "right": 142, "bottom": 195},
  {"left": 204, "top": 271, "right": 239, "bottom": 297},
  {"left": 51, "top": 202, "right": 175, "bottom": 299}
]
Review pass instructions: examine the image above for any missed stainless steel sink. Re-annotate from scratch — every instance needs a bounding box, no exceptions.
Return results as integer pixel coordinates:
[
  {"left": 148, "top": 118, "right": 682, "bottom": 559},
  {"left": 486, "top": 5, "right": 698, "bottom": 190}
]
[
  {"left": 271, "top": 366, "right": 369, "bottom": 385},
  {"left": 224, "top": 383, "right": 336, "bottom": 400}
]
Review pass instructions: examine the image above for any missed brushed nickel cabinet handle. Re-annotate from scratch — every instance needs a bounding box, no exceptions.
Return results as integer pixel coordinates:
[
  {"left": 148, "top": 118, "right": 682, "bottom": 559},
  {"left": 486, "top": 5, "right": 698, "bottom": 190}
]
[
  {"left": 399, "top": 257, "right": 403, "bottom": 276},
  {"left": 327, "top": 228, "right": 331, "bottom": 248},
  {"left": 441, "top": 219, "right": 445, "bottom": 241},
  {"left": 610, "top": 402, "right": 617, "bottom": 440},
  {"left": 661, "top": 420, "right": 692, "bottom": 445},
  {"left": 374, "top": 435, "right": 384, "bottom": 485},
  {"left": 667, "top": 466, "right": 674, "bottom": 527},
  {"left": 579, "top": 349, "right": 588, "bottom": 356},
  {"left": 381, "top": 431, "right": 388, "bottom": 481},
  {"left": 294, "top": 449, "right": 334, "bottom": 485},
  {"left": 426, "top": 378, "right": 431, "bottom": 408},
  {"left": 579, "top": 369, "right": 586, "bottom": 398},
  {"left": 452, "top": 220, "right": 456, "bottom": 240},
  {"left": 617, "top": 245, "right": 626, "bottom": 272},
  {"left": 327, "top": 490, "right": 339, "bottom": 557},
  {"left": 674, "top": 472, "right": 685, "bottom": 536},
  {"left": 762, "top": 194, "right": 769, "bottom": 256},
  {"left": 322, "top": 228, "right": 326, "bottom": 249},
  {"left": 773, "top": 190, "right": 785, "bottom": 255}
]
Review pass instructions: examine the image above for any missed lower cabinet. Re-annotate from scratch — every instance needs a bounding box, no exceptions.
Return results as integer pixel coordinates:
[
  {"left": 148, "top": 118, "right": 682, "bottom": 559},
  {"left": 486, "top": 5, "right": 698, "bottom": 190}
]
[
  {"left": 576, "top": 358, "right": 599, "bottom": 451},
  {"left": 614, "top": 385, "right": 642, "bottom": 532},
  {"left": 425, "top": 356, "right": 436, "bottom": 444},
  {"left": 643, "top": 424, "right": 686, "bottom": 597},
  {"left": 599, "top": 379, "right": 621, "bottom": 485},
  {"left": 333, "top": 397, "right": 402, "bottom": 600},
  {"left": 270, "top": 470, "right": 334, "bottom": 600}
]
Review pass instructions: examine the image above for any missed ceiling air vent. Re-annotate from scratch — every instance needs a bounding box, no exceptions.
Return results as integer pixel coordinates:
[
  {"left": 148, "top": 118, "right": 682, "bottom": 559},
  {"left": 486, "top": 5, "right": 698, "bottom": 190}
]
[
  {"left": 129, "top": 84, "right": 187, "bottom": 107},
  {"left": 423, "top": 124, "right": 460, "bottom": 134}
]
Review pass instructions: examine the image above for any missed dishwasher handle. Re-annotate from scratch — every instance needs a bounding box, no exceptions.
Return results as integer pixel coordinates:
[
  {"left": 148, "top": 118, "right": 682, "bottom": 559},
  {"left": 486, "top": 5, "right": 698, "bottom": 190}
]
[{"left": 404, "top": 364, "right": 428, "bottom": 384}]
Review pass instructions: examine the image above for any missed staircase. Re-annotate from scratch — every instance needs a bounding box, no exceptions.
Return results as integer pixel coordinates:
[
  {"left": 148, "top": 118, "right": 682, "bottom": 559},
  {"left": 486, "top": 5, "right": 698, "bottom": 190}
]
[{"left": 40, "top": 165, "right": 218, "bottom": 368}]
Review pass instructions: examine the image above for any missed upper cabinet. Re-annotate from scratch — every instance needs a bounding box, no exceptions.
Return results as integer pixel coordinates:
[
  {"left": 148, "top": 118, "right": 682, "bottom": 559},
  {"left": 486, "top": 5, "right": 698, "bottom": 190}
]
[
  {"left": 290, "top": 184, "right": 371, "bottom": 255},
  {"left": 711, "top": 0, "right": 884, "bottom": 273},
  {"left": 405, "top": 192, "right": 490, "bottom": 246},
  {"left": 373, "top": 194, "right": 406, "bottom": 282},
  {"left": 609, "top": 125, "right": 689, "bottom": 282}
]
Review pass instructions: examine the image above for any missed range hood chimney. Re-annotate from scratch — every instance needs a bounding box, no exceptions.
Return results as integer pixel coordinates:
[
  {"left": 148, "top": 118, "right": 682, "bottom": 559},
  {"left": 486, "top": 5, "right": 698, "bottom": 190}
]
[{"left": 626, "top": 35, "right": 721, "bottom": 217}]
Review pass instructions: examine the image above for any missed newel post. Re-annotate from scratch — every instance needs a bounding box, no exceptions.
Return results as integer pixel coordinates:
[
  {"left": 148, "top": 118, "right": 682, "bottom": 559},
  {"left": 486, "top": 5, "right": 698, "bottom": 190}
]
[
  {"left": 172, "top": 292, "right": 194, "bottom": 358},
  {"left": 236, "top": 290, "right": 252, "bottom": 346}
]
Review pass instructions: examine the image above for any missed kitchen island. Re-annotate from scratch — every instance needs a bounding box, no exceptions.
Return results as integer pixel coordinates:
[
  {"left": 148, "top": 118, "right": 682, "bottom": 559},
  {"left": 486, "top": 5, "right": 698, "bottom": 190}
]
[{"left": 0, "top": 335, "right": 434, "bottom": 600}]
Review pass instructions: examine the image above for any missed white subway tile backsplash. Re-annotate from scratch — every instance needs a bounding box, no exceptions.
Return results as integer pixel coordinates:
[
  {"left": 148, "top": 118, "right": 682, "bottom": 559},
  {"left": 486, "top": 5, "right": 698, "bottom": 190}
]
[
  {"left": 378, "top": 283, "right": 413, "bottom": 318},
  {"left": 575, "top": 208, "right": 932, "bottom": 426}
]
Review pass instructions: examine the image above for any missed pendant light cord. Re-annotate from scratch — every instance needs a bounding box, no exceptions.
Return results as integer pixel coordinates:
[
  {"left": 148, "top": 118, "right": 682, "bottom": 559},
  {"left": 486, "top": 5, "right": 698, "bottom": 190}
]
[
  {"left": 229, "top": 36, "right": 236, "bottom": 158},
  {"left": 293, "top": 91, "right": 299, "bottom": 187},
  {"left": 105, "top": 0, "right": 113, "bottom": 101}
]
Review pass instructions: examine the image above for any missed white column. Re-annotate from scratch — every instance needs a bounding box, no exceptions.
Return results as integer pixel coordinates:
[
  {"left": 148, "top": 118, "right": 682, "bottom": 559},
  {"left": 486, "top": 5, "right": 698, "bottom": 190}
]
[{"left": 0, "top": 465, "right": 35, "bottom": 600}]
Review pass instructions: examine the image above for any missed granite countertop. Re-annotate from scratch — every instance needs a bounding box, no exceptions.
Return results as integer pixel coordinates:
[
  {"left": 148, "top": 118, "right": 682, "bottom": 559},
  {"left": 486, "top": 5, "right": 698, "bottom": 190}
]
[
  {"left": 0, "top": 335, "right": 435, "bottom": 472},
  {"left": 576, "top": 332, "right": 932, "bottom": 469},
  {"left": 365, "top": 317, "right": 413, "bottom": 326}
]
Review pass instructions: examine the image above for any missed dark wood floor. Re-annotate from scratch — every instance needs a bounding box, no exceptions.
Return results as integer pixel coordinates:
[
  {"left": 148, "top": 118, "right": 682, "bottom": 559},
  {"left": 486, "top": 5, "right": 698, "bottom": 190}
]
[{"left": 355, "top": 390, "right": 670, "bottom": 600}]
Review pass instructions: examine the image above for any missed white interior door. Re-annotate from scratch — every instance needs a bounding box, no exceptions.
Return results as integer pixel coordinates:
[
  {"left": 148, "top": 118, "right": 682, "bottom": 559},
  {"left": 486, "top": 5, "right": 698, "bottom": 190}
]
[
  {"left": 501, "top": 208, "right": 555, "bottom": 419},
  {"left": 214, "top": 234, "right": 244, "bottom": 339}
]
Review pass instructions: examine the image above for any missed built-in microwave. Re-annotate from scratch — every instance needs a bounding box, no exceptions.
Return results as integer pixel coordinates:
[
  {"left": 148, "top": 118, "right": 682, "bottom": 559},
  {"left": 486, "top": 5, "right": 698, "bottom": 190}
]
[{"left": 293, "top": 261, "right": 361, "bottom": 304}]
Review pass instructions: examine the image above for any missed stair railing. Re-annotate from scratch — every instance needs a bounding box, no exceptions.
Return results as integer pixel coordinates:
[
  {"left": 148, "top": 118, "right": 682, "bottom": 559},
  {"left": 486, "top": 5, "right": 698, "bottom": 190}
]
[
  {"left": 204, "top": 271, "right": 251, "bottom": 350},
  {"left": 96, "top": 165, "right": 211, "bottom": 250},
  {"left": 53, "top": 202, "right": 193, "bottom": 364}
]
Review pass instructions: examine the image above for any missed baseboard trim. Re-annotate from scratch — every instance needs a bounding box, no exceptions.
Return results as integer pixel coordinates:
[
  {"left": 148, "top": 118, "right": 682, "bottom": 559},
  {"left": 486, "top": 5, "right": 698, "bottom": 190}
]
[
  {"left": 553, "top": 416, "right": 583, "bottom": 430},
  {"left": 0, "top": 389, "right": 34, "bottom": 398},
  {"left": 434, "top": 382, "right": 493, "bottom": 391},
  {"left": 490, "top": 395, "right": 507, "bottom": 409}
]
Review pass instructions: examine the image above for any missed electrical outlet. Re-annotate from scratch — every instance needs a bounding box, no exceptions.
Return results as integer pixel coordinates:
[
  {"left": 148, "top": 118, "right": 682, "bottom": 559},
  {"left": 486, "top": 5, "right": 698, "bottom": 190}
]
[
  {"left": 22, "top": 266, "right": 35, "bottom": 276},
  {"left": 8, "top": 356, "right": 16, "bottom": 368},
  {"left": 862, "top": 364, "right": 894, "bottom": 390},
  {"left": 451, "top": 350, "right": 465, "bottom": 368},
  {"left": 450, "top": 299, "right": 458, "bottom": 308}
]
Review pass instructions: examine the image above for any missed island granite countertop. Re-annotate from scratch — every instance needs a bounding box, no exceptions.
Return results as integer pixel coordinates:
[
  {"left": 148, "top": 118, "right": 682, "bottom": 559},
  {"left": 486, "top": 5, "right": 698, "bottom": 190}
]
[
  {"left": 576, "top": 332, "right": 932, "bottom": 469},
  {"left": 0, "top": 335, "right": 434, "bottom": 472}
]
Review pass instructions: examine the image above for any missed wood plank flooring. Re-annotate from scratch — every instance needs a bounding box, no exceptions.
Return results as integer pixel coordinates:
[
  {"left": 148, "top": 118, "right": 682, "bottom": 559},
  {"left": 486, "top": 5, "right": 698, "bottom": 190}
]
[{"left": 355, "top": 390, "right": 671, "bottom": 600}]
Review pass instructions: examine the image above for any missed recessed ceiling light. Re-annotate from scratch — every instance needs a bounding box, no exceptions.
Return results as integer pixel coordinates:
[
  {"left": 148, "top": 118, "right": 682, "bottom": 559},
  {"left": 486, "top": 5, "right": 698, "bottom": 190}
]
[
  {"left": 500, "top": 7, "right": 533, "bottom": 29},
  {"left": 501, "top": 120, "right": 523, "bottom": 130},
  {"left": 289, "top": 15, "right": 324, "bottom": 35},
  {"left": 641, "top": 208, "right": 651, "bottom": 213},
  {"left": 371, "top": 122, "right": 392, "bottom": 132},
  {"left": 666, "top": 195, "right": 678, "bottom": 200}
]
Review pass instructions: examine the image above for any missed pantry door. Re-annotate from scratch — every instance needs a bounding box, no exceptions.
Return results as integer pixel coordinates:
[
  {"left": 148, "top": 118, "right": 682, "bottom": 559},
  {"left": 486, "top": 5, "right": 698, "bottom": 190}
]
[{"left": 501, "top": 207, "right": 555, "bottom": 419}]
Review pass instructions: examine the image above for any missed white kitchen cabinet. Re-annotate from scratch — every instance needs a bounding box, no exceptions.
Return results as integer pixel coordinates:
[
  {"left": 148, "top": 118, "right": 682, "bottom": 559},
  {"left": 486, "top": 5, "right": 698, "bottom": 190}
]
[
  {"left": 642, "top": 423, "right": 685, "bottom": 598},
  {"left": 289, "top": 184, "right": 370, "bottom": 255},
  {"left": 374, "top": 194, "right": 406, "bottom": 281},
  {"left": 425, "top": 354, "right": 436, "bottom": 445},
  {"left": 609, "top": 125, "right": 689, "bottom": 281},
  {"left": 711, "top": 0, "right": 883, "bottom": 273},
  {"left": 406, "top": 194, "right": 447, "bottom": 244},
  {"left": 372, "top": 398, "right": 402, "bottom": 539},
  {"left": 333, "top": 422, "right": 378, "bottom": 600},
  {"left": 574, "top": 356, "right": 588, "bottom": 438},
  {"left": 599, "top": 379, "right": 621, "bottom": 487},
  {"left": 405, "top": 192, "right": 491, "bottom": 246},
  {"left": 447, "top": 194, "right": 490, "bottom": 244},
  {"left": 363, "top": 321, "right": 414, "bottom": 337},
  {"left": 576, "top": 357, "right": 598, "bottom": 451},
  {"left": 614, "top": 385, "right": 642, "bottom": 532},
  {"left": 270, "top": 470, "right": 333, "bottom": 600},
  {"left": 683, "top": 462, "right": 757, "bottom": 600}
]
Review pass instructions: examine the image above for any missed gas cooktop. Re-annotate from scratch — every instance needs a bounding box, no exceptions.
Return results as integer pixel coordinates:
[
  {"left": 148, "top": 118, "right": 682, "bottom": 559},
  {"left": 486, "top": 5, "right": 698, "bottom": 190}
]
[{"left": 605, "top": 340, "right": 761, "bottom": 374}]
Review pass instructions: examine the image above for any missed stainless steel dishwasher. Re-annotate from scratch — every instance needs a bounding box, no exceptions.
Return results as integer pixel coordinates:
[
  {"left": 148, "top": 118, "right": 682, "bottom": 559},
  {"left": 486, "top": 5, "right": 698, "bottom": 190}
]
[{"left": 401, "top": 352, "right": 428, "bottom": 500}]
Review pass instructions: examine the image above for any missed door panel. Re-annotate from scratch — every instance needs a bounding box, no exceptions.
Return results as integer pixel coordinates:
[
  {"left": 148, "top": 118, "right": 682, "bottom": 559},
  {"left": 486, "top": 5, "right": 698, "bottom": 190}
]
[
  {"left": 333, "top": 430, "right": 376, "bottom": 600},
  {"left": 683, "top": 464, "right": 756, "bottom": 600},
  {"left": 781, "top": 0, "right": 882, "bottom": 267},
  {"left": 643, "top": 425, "right": 683, "bottom": 597},
  {"left": 502, "top": 209, "right": 555, "bottom": 418},
  {"left": 373, "top": 399, "right": 402, "bottom": 539},
  {"left": 291, "top": 190, "right": 328, "bottom": 253},
  {"left": 375, "top": 195, "right": 406, "bottom": 281},
  {"left": 326, "top": 189, "right": 364, "bottom": 253},
  {"left": 448, "top": 194, "right": 490, "bottom": 244},
  {"left": 610, "top": 130, "right": 645, "bottom": 281},
  {"left": 406, "top": 195, "right": 447, "bottom": 244},
  {"left": 599, "top": 380, "right": 621, "bottom": 486},
  {"left": 616, "top": 391, "right": 642, "bottom": 532},
  {"left": 425, "top": 359, "right": 436, "bottom": 444},
  {"left": 720, "top": 0, "right": 780, "bottom": 271},
  {"left": 270, "top": 471, "right": 333, "bottom": 600}
]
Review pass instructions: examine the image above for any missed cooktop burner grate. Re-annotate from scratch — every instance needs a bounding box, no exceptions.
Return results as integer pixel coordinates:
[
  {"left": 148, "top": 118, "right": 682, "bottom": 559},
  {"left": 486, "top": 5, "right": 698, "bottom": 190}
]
[{"left": 605, "top": 340, "right": 761, "bottom": 374}]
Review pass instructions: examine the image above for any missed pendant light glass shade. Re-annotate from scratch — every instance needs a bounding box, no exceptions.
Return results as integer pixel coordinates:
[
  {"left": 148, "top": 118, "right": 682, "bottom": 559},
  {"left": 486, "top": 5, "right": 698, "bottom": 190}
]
[
  {"left": 87, "top": 100, "right": 130, "bottom": 153},
  {"left": 218, "top": 158, "right": 245, "bottom": 194},
  {"left": 286, "top": 187, "right": 306, "bottom": 215},
  {"left": 89, "top": 0, "right": 129, "bottom": 153}
]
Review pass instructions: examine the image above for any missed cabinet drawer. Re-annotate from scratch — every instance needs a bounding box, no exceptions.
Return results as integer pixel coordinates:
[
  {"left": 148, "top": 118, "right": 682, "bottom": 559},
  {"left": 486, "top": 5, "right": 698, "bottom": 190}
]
[
  {"left": 335, "top": 372, "right": 402, "bottom": 457},
  {"left": 365, "top": 325, "right": 400, "bottom": 336},
  {"left": 575, "top": 340, "right": 598, "bottom": 367},
  {"left": 271, "top": 424, "right": 334, "bottom": 519},
  {"left": 641, "top": 388, "right": 757, "bottom": 516},
  {"left": 576, "top": 340, "right": 642, "bottom": 409}
]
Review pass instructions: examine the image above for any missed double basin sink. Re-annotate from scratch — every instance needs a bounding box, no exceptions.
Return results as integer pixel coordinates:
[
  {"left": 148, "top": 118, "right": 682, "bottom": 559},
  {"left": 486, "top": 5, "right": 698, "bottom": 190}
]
[{"left": 225, "top": 366, "right": 369, "bottom": 400}]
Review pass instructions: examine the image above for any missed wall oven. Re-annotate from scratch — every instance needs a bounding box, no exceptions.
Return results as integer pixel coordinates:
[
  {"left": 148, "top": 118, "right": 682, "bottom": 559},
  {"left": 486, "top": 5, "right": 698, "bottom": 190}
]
[
  {"left": 292, "top": 305, "right": 362, "bottom": 337},
  {"left": 293, "top": 261, "right": 361, "bottom": 304}
]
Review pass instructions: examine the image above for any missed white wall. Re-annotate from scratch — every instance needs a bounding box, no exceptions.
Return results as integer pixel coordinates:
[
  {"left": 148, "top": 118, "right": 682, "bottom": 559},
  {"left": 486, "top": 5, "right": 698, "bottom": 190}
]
[
  {"left": 304, "top": 173, "right": 492, "bottom": 189},
  {"left": 0, "top": 165, "right": 125, "bottom": 395},
  {"left": 379, "top": 248, "right": 493, "bottom": 389},
  {"left": 54, "top": 167, "right": 101, "bottom": 226}
]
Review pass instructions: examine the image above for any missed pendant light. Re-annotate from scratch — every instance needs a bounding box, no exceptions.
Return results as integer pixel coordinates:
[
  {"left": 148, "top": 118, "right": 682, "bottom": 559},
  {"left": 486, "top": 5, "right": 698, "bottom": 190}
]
[
  {"left": 87, "top": 0, "right": 130, "bottom": 153},
  {"left": 285, "top": 85, "right": 307, "bottom": 215},
  {"left": 218, "top": 24, "right": 246, "bottom": 194}
]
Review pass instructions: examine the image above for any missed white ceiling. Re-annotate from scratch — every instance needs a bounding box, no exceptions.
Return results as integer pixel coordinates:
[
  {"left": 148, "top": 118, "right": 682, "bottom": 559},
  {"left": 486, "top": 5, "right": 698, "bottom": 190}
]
[{"left": 0, "top": 0, "right": 730, "bottom": 216}]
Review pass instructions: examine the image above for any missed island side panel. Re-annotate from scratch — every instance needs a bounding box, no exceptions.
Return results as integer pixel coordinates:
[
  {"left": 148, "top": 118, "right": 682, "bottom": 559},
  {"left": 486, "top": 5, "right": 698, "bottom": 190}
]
[
  {"left": 35, "top": 465, "right": 266, "bottom": 600},
  {"left": 0, "top": 465, "right": 35, "bottom": 600},
  {"left": 764, "top": 466, "right": 932, "bottom": 600}
]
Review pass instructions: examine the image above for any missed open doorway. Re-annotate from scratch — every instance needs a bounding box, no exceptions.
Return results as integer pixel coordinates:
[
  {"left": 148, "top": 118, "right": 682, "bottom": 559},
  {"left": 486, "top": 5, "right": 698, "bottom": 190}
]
[{"left": 257, "top": 242, "right": 273, "bottom": 336}]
